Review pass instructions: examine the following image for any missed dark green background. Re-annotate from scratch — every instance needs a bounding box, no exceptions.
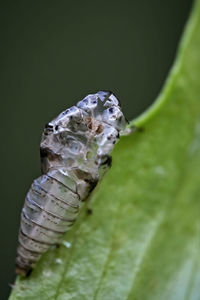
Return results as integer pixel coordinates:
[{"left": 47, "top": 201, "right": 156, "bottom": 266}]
[{"left": 0, "top": 1, "right": 192, "bottom": 299}]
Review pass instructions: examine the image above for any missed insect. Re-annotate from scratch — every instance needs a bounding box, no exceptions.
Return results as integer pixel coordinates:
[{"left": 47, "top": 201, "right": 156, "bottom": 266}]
[{"left": 16, "top": 91, "right": 129, "bottom": 275}]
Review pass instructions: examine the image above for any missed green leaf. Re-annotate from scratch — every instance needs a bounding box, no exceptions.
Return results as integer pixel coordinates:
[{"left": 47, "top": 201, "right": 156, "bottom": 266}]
[{"left": 10, "top": 1, "right": 200, "bottom": 299}]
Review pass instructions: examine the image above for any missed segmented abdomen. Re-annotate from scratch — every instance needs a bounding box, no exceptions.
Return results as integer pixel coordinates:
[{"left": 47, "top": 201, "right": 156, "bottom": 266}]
[{"left": 16, "top": 169, "right": 91, "bottom": 275}]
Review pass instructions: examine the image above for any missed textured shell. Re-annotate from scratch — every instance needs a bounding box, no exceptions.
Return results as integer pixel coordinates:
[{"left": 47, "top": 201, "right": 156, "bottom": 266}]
[{"left": 16, "top": 91, "right": 128, "bottom": 275}]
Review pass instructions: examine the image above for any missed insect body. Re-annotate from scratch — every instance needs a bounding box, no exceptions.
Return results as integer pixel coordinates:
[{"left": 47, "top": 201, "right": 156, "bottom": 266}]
[{"left": 16, "top": 91, "right": 128, "bottom": 275}]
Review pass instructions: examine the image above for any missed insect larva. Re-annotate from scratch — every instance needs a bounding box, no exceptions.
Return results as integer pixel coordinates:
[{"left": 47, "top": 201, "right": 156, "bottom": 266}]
[{"left": 16, "top": 91, "right": 128, "bottom": 275}]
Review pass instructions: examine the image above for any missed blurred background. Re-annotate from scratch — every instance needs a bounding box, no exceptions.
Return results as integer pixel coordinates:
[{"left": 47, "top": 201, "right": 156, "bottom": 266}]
[{"left": 0, "top": 0, "right": 192, "bottom": 298}]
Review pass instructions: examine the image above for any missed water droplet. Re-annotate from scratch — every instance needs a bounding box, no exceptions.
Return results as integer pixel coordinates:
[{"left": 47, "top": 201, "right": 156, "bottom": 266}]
[
  {"left": 55, "top": 258, "right": 62, "bottom": 264},
  {"left": 62, "top": 241, "right": 71, "bottom": 248},
  {"left": 42, "top": 270, "right": 52, "bottom": 277}
]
